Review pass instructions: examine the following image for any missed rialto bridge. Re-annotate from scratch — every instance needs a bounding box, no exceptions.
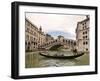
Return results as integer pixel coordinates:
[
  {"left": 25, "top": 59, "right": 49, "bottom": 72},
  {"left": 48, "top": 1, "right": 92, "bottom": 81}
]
[{"left": 39, "top": 39, "right": 76, "bottom": 50}]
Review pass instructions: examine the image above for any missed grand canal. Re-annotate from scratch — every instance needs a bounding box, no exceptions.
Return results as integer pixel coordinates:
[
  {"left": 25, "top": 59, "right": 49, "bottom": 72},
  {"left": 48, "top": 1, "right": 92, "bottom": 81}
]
[{"left": 25, "top": 51, "right": 89, "bottom": 68}]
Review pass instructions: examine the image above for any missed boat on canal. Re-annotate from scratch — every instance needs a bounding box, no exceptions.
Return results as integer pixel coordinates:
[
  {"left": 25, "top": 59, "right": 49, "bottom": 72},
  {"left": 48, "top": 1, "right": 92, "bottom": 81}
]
[{"left": 39, "top": 51, "right": 84, "bottom": 59}]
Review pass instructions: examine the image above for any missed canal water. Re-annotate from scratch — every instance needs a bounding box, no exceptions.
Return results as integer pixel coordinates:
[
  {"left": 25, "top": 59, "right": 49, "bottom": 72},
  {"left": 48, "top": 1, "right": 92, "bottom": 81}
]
[{"left": 25, "top": 51, "right": 89, "bottom": 68}]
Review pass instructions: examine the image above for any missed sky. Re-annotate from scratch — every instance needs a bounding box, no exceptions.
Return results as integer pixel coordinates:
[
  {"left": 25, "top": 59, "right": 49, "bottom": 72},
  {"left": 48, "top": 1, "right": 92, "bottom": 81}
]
[{"left": 26, "top": 12, "right": 86, "bottom": 40}]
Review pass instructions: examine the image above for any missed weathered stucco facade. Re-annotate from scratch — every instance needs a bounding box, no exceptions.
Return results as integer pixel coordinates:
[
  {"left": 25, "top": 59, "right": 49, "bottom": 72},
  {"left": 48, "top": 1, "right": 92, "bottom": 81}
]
[
  {"left": 76, "top": 16, "right": 90, "bottom": 52},
  {"left": 25, "top": 19, "right": 46, "bottom": 51}
]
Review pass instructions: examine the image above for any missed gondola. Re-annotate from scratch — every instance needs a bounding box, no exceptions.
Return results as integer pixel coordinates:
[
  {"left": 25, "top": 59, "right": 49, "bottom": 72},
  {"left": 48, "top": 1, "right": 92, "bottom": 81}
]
[{"left": 39, "top": 52, "right": 84, "bottom": 59}]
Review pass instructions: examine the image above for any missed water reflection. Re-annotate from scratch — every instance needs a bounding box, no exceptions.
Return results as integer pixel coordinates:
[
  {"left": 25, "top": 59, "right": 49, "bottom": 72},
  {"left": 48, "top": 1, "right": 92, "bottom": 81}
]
[{"left": 25, "top": 51, "right": 89, "bottom": 68}]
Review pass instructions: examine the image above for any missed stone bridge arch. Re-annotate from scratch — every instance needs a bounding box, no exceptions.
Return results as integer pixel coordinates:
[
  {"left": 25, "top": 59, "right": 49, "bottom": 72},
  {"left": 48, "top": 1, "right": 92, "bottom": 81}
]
[{"left": 40, "top": 39, "right": 76, "bottom": 50}]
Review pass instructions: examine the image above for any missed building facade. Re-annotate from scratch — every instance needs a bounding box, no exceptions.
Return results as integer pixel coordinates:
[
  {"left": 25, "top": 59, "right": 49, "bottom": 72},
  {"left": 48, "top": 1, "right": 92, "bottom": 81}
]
[
  {"left": 25, "top": 18, "right": 55, "bottom": 51},
  {"left": 25, "top": 19, "right": 38, "bottom": 51},
  {"left": 25, "top": 19, "right": 46, "bottom": 51},
  {"left": 76, "top": 16, "right": 90, "bottom": 52},
  {"left": 45, "top": 34, "right": 54, "bottom": 42},
  {"left": 38, "top": 26, "right": 46, "bottom": 49}
]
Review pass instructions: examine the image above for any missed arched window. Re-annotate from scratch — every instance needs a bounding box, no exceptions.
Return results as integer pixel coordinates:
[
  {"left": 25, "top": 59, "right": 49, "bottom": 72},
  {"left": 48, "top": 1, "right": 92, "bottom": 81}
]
[
  {"left": 85, "top": 31, "right": 87, "bottom": 34},
  {"left": 83, "top": 42, "right": 85, "bottom": 45},
  {"left": 86, "top": 36, "right": 87, "bottom": 38},
  {"left": 86, "top": 41, "right": 88, "bottom": 44},
  {"left": 71, "top": 41, "right": 73, "bottom": 44},
  {"left": 28, "top": 42, "right": 30, "bottom": 45},
  {"left": 66, "top": 40, "right": 67, "bottom": 42},
  {"left": 63, "top": 39, "right": 65, "bottom": 42},
  {"left": 68, "top": 40, "right": 70, "bottom": 44},
  {"left": 86, "top": 48, "right": 88, "bottom": 51},
  {"left": 74, "top": 42, "right": 76, "bottom": 46},
  {"left": 25, "top": 41, "right": 27, "bottom": 45}
]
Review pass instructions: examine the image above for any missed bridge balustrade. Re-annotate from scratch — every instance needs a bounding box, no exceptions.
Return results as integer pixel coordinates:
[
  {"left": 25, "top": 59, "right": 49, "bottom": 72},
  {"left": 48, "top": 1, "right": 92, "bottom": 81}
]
[{"left": 39, "top": 39, "right": 76, "bottom": 50}]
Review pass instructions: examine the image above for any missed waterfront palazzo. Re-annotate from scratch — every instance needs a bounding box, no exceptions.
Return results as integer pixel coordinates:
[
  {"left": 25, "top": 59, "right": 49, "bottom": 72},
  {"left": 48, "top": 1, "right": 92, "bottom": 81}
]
[
  {"left": 76, "top": 15, "right": 90, "bottom": 52},
  {"left": 25, "top": 15, "right": 90, "bottom": 52}
]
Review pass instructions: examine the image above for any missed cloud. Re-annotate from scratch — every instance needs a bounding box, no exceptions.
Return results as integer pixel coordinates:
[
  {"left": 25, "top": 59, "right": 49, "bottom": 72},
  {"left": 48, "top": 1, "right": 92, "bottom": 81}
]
[
  {"left": 47, "top": 31, "right": 76, "bottom": 40},
  {"left": 26, "top": 12, "right": 86, "bottom": 40}
]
